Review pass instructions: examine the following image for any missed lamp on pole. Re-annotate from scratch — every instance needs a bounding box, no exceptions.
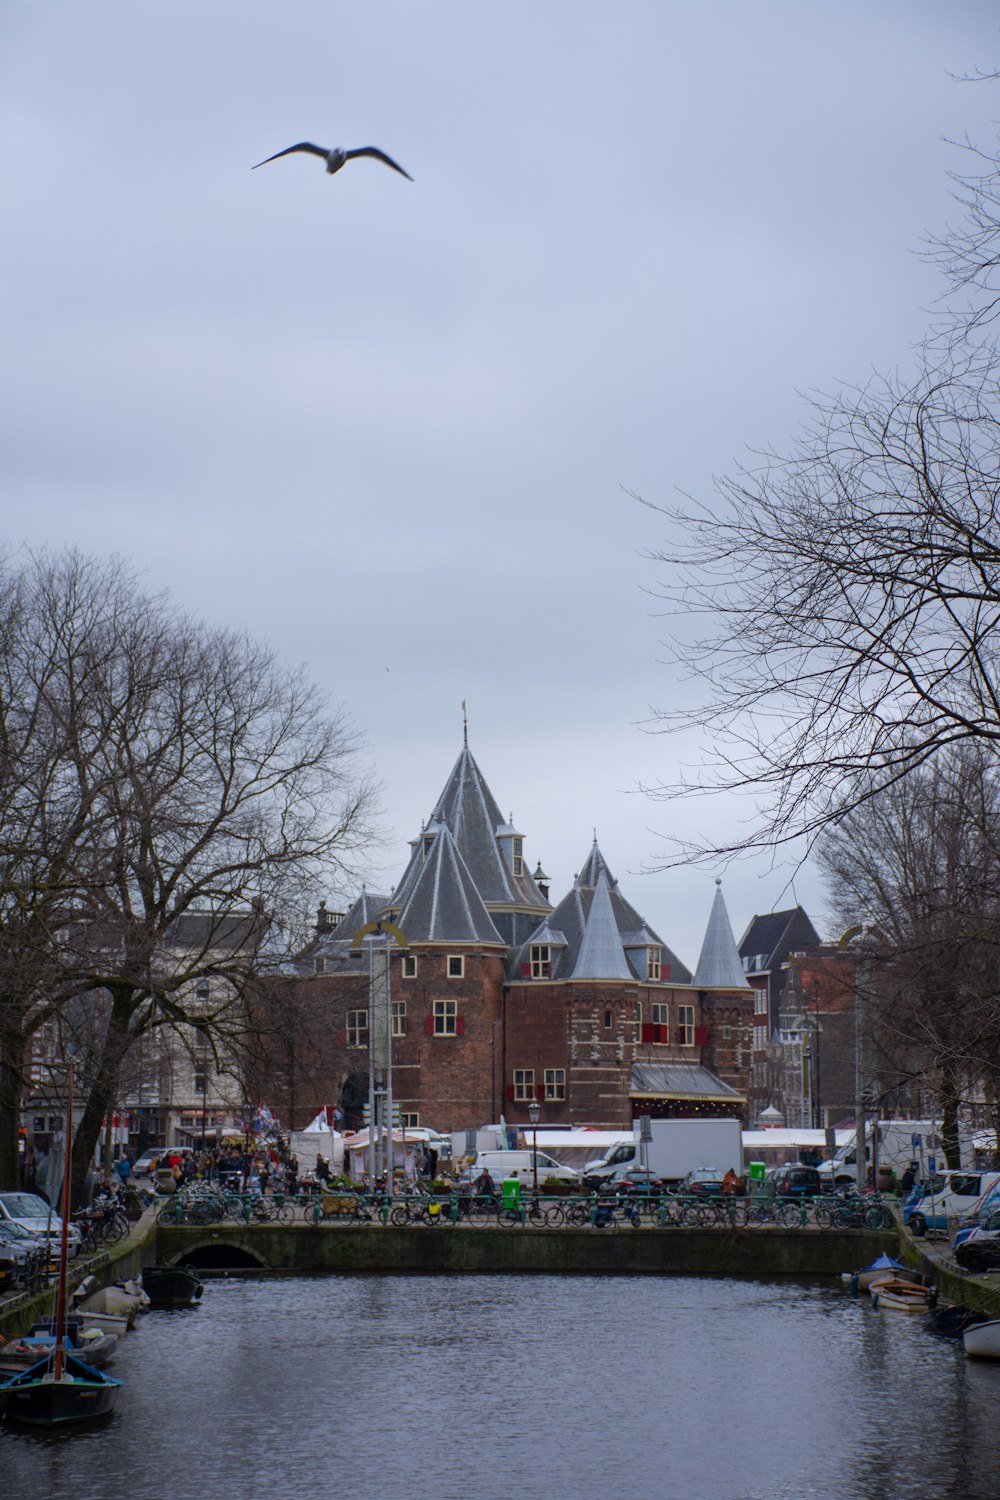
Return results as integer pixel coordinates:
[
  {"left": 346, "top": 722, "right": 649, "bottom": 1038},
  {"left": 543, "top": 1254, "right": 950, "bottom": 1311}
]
[
  {"left": 811, "top": 981, "right": 822, "bottom": 1130},
  {"left": 527, "top": 1099, "right": 541, "bottom": 1196}
]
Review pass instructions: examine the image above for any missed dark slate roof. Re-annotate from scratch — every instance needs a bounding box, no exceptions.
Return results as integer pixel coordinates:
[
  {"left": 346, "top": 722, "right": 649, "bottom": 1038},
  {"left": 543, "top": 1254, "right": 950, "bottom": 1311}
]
[
  {"left": 294, "top": 890, "right": 392, "bottom": 974},
  {"left": 738, "top": 907, "right": 822, "bottom": 973},
  {"left": 572, "top": 871, "right": 633, "bottom": 980},
  {"left": 391, "top": 742, "right": 550, "bottom": 914},
  {"left": 630, "top": 1062, "right": 745, "bottom": 1102},
  {"left": 507, "top": 840, "right": 691, "bottom": 984},
  {"left": 692, "top": 881, "right": 752, "bottom": 990},
  {"left": 395, "top": 823, "right": 503, "bottom": 944}
]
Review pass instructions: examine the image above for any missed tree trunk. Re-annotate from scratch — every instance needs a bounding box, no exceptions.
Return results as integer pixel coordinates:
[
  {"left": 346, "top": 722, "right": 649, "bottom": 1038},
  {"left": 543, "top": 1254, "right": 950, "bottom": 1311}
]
[
  {"left": 939, "top": 1067, "right": 961, "bottom": 1171},
  {"left": 0, "top": 1024, "right": 27, "bottom": 1189},
  {"left": 71, "top": 988, "right": 136, "bottom": 1209}
]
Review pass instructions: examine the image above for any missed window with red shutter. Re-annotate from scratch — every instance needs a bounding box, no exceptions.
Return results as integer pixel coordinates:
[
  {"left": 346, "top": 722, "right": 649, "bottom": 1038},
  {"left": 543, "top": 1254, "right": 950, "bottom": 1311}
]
[
  {"left": 641, "top": 1022, "right": 654, "bottom": 1043},
  {"left": 694, "top": 1025, "right": 709, "bottom": 1046},
  {"left": 456, "top": 1015, "right": 465, "bottom": 1035},
  {"left": 424, "top": 1015, "right": 434, "bottom": 1036}
]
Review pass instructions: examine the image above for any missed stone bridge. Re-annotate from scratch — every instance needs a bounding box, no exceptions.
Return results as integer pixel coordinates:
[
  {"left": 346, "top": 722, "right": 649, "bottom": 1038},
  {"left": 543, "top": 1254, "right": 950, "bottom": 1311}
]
[{"left": 156, "top": 1222, "right": 899, "bottom": 1277}]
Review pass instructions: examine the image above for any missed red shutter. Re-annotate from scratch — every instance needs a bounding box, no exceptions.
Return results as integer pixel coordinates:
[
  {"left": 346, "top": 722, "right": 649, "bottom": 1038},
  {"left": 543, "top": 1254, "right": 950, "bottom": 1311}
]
[
  {"left": 662, "top": 963, "right": 671, "bottom": 980},
  {"left": 456, "top": 1015, "right": 465, "bottom": 1035},
  {"left": 521, "top": 962, "right": 531, "bottom": 978},
  {"left": 424, "top": 1015, "right": 434, "bottom": 1036},
  {"left": 335, "top": 1030, "right": 346, "bottom": 1048},
  {"left": 675, "top": 1027, "right": 685, "bottom": 1045},
  {"left": 694, "top": 1025, "right": 709, "bottom": 1046},
  {"left": 641, "top": 1022, "right": 654, "bottom": 1043},
  {"left": 506, "top": 1084, "right": 515, "bottom": 1102},
  {"left": 535, "top": 1083, "right": 545, "bottom": 1101}
]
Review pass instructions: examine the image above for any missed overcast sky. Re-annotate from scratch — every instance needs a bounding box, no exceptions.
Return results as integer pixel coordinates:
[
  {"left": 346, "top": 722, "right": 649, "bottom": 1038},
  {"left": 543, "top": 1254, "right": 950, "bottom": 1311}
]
[{"left": 3, "top": 3, "right": 999, "bottom": 970}]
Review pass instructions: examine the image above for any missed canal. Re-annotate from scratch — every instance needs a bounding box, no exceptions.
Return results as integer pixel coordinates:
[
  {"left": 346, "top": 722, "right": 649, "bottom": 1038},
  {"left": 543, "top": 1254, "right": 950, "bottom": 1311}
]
[{"left": 3, "top": 1272, "right": 1000, "bottom": 1499}]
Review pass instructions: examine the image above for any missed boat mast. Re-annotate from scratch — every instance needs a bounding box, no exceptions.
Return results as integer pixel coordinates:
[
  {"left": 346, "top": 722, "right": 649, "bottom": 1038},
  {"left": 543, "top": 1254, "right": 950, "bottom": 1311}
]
[{"left": 53, "top": 1062, "right": 73, "bottom": 1382}]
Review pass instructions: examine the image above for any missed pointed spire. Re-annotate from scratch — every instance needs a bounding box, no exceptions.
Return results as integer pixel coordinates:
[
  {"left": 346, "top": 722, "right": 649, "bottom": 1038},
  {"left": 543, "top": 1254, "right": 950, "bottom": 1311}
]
[
  {"left": 396, "top": 823, "right": 503, "bottom": 944},
  {"left": 572, "top": 870, "right": 632, "bottom": 979},
  {"left": 693, "top": 879, "right": 752, "bottom": 989}
]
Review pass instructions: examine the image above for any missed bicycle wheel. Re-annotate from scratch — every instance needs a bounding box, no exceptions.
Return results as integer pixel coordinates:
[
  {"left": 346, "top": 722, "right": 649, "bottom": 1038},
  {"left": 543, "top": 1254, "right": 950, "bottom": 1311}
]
[
  {"left": 813, "top": 1205, "right": 835, "bottom": 1229},
  {"left": 777, "top": 1203, "right": 801, "bottom": 1228},
  {"left": 866, "top": 1203, "right": 890, "bottom": 1229},
  {"left": 499, "top": 1209, "right": 522, "bottom": 1227},
  {"left": 157, "top": 1201, "right": 182, "bottom": 1225},
  {"left": 544, "top": 1203, "right": 566, "bottom": 1226}
]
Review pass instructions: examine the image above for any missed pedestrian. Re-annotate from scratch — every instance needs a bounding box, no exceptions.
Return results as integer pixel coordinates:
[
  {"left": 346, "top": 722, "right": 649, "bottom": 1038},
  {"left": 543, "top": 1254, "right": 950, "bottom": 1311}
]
[
  {"left": 426, "top": 1146, "right": 438, "bottom": 1180},
  {"left": 900, "top": 1162, "right": 918, "bottom": 1195},
  {"left": 114, "top": 1153, "right": 131, "bottom": 1186}
]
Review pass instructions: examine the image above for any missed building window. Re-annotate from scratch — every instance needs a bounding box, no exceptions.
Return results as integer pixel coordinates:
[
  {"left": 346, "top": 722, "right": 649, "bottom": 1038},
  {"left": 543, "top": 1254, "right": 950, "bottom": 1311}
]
[
  {"left": 652, "top": 1002, "right": 669, "bottom": 1028},
  {"left": 402, "top": 954, "right": 417, "bottom": 979},
  {"left": 544, "top": 1068, "right": 565, "bottom": 1101},
  {"left": 347, "top": 1009, "right": 369, "bottom": 1048},
  {"left": 422, "top": 834, "right": 435, "bottom": 859},
  {"left": 401, "top": 1112, "right": 419, "bottom": 1128},
  {"left": 513, "top": 1068, "right": 535, "bottom": 1101},
  {"left": 313, "top": 957, "right": 325, "bottom": 975},
  {"left": 647, "top": 946, "right": 661, "bottom": 981},
  {"left": 721, "top": 1024, "right": 731, "bottom": 1039},
  {"left": 678, "top": 1004, "right": 695, "bottom": 1047},
  {"left": 193, "top": 1073, "right": 207, "bottom": 1094},
  {"left": 447, "top": 955, "right": 465, "bottom": 979},
  {"left": 512, "top": 836, "right": 524, "bottom": 877},
  {"left": 530, "top": 944, "right": 551, "bottom": 979},
  {"left": 391, "top": 1000, "right": 406, "bottom": 1037},
  {"left": 433, "top": 999, "right": 457, "bottom": 1036},
  {"left": 604, "top": 1010, "right": 613, "bottom": 1028}
]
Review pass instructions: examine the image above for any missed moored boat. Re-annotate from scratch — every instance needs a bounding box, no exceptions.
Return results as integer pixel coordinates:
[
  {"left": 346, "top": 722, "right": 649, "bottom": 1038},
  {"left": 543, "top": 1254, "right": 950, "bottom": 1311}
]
[
  {"left": 924, "top": 1304, "right": 988, "bottom": 1338},
  {"left": 141, "top": 1263, "right": 204, "bottom": 1308},
  {"left": 0, "top": 1320, "right": 118, "bottom": 1372},
  {"left": 871, "top": 1278, "right": 931, "bottom": 1312},
  {"left": 963, "top": 1317, "right": 1000, "bottom": 1359},
  {"left": 0, "top": 1354, "right": 120, "bottom": 1425},
  {"left": 0, "top": 1065, "right": 122, "bottom": 1428}
]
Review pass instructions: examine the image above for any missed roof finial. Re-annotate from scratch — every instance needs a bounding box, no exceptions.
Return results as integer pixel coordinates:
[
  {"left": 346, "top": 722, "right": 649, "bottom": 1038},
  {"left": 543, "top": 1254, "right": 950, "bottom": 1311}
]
[
  {"left": 462, "top": 698, "right": 468, "bottom": 746},
  {"left": 593, "top": 827, "right": 598, "bottom": 844}
]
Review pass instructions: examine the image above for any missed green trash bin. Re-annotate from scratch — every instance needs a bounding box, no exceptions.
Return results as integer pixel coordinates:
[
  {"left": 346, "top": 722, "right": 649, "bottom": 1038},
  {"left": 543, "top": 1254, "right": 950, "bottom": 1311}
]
[
  {"left": 502, "top": 1177, "right": 522, "bottom": 1210},
  {"left": 748, "top": 1161, "right": 766, "bottom": 1183}
]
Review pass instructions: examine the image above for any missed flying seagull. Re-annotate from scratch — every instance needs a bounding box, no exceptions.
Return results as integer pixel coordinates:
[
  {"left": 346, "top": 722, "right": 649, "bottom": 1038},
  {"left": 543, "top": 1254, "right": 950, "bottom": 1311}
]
[{"left": 252, "top": 142, "right": 413, "bottom": 181}]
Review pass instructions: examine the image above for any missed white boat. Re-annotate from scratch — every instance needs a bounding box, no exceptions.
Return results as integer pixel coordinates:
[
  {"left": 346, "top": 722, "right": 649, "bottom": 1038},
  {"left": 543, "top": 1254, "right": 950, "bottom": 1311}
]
[
  {"left": 76, "top": 1277, "right": 149, "bottom": 1327},
  {"left": 963, "top": 1318, "right": 1000, "bottom": 1359},
  {"left": 870, "top": 1278, "right": 930, "bottom": 1313}
]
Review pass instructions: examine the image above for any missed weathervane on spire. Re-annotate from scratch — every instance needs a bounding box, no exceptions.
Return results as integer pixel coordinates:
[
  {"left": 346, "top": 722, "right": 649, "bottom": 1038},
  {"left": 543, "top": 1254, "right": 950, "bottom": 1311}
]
[{"left": 462, "top": 699, "right": 468, "bottom": 746}]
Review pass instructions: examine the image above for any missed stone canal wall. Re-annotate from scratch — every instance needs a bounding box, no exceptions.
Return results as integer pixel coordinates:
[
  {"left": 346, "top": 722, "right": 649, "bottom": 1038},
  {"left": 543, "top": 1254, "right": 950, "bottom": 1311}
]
[{"left": 156, "top": 1222, "right": 898, "bottom": 1277}]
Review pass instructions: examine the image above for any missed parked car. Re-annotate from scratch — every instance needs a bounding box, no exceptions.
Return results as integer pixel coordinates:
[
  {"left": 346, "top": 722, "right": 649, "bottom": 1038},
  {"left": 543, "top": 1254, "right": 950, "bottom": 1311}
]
[
  {"left": 0, "top": 1219, "right": 49, "bottom": 1274},
  {"left": 903, "top": 1169, "right": 1000, "bottom": 1236},
  {"left": 600, "top": 1167, "right": 664, "bottom": 1197},
  {"left": 764, "top": 1165, "right": 822, "bottom": 1199},
  {"left": 681, "top": 1169, "right": 726, "bottom": 1195},
  {"left": 132, "top": 1146, "right": 195, "bottom": 1178},
  {"left": 0, "top": 1191, "right": 82, "bottom": 1258}
]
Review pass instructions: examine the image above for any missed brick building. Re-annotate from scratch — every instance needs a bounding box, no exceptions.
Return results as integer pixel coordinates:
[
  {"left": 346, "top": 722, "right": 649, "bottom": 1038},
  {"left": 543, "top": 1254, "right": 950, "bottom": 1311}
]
[{"left": 277, "top": 737, "right": 755, "bottom": 1135}]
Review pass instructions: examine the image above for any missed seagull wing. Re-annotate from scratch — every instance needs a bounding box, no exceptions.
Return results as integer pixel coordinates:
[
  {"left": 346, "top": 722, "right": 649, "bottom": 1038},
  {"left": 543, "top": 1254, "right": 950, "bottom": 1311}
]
[
  {"left": 343, "top": 146, "right": 414, "bottom": 181},
  {"left": 251, "top": 142, "right": 330, "bottom": 170}
]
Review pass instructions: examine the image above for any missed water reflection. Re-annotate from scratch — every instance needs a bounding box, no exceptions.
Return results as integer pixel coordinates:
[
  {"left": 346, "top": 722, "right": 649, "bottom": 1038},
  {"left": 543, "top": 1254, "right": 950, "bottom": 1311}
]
[{"left": 2, "top": 1274, "right": 998, "bottom": 1500}]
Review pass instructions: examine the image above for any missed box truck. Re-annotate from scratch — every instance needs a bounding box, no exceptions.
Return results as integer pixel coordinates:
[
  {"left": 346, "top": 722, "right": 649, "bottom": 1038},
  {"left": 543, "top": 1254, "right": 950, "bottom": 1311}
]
[{"left": 582, "top": 1118, "right": 743, "bottom": 1187}]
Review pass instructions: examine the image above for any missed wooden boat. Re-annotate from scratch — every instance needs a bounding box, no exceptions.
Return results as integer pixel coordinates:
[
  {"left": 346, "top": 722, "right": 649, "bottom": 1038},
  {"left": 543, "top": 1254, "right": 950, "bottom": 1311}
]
[
  {"left": 0, "top": 1066, "right": 122, "bottom": 1428},
  {"left": 0, "top": 1354, "right": 121, "bottom": 1426},
  {"left": 871, "top": 1278, "right": 931, "bottom": 1312},
  {"left": 0, "top": 1319, "right": 118, "bottom": 1372},
  {"left": 76, "top": 1277, "right": 149, "bottom": 1326},
  {"left": 854, "top": 1254, "right": 909, "bottom": 1292},
  {"left": 963, "top": 1317, "right": 1000, "bottom": 1359},
  {"left": 141, "top": 1263, "right": 204, "bottom": 1308}
]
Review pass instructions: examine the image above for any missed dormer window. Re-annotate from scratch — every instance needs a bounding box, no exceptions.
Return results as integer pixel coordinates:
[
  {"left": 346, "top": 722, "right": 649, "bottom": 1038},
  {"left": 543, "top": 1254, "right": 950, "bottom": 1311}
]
[
  {"left": 647, "top": 946, "right": 661, "bottom": 981},
  {"left": 512, "top": 837, "right": 523, "bottom": 877},
  {"left": 530, "top": 944, "right": 551, "bottom": 979},
  {"left": 422, "top": 833, "right": 435, "bottom": 860}
]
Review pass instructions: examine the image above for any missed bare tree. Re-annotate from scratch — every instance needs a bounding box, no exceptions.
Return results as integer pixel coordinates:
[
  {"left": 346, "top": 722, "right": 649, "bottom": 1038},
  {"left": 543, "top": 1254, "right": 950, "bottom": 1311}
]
[
  {"left": 643, "top": 103, "right": 1000, "bottom": 862},
  {"left": 0, "top": 548, "right": 378, "bottom": 1200},
  {"left": 817, "top": 747, "right": 1000, "bottom": 1165}
]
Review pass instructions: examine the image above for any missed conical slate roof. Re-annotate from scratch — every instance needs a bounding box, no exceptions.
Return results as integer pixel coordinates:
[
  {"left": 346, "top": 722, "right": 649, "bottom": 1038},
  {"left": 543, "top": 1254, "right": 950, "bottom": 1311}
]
[
  {"left": 572, "top": 870, "right": 633, "bottom": 979},
  {"left": 426, "top": 743, "right": 550, "bottom": 910},
  {"left": 508, "top": 840, "right": 691, "bottom": 984},
  {"left": 692, "top": 880, "right": 752, "bottom": 990},
  {"left": 395, "top": 822, "right": 504, "bottom": 945}
]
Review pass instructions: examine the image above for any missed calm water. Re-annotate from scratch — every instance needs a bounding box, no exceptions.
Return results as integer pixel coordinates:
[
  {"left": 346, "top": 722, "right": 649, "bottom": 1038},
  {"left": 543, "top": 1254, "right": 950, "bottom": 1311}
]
[{"left": 3, "top": 1273, "right": 999, "bottom": 1500}]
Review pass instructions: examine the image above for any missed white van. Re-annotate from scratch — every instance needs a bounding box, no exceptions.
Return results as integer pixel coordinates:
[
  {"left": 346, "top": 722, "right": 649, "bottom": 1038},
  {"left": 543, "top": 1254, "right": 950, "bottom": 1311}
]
[
  {"left": 904, "top": 1169, "right": 1000, "bottom": 1235},
  {"left": 466, "top": 1151, "right": 580, "bottom": 1187}
]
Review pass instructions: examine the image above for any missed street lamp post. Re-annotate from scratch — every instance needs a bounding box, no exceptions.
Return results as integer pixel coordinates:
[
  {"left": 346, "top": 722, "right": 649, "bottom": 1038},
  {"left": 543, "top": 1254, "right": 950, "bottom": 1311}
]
[{"left": 528, "top": 1100, "right": 541, "bottom": 1197}]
